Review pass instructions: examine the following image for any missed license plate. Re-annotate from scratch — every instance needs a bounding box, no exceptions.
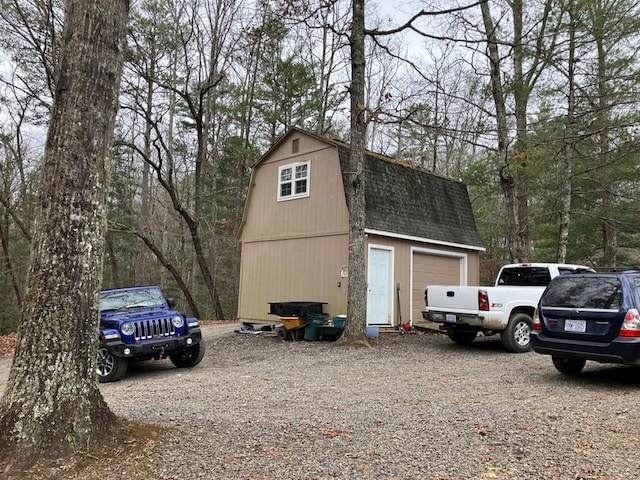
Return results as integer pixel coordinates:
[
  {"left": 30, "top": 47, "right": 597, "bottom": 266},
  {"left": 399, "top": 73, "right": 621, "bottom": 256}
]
[
  {"left": 445, "top": 314, "right": 457, "bottom": 323},
  {"left": 565, "top": 319, "right": 586, "bottom": 333}
]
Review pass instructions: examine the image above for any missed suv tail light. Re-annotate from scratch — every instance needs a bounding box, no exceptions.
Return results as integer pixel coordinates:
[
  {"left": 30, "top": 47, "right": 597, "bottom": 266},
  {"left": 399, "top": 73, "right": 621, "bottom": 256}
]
[
  {"left": 533, "top": 308, "right": 542, "bottom": 330},
  {"left": 424, "top": 288, "right": 428, "bottom": 307},
  {"left": 479, "top": 290, "right": 489, "bottom": 311},
  {"left": 619, "top": 309, "right": 640, "bottom": 337}
]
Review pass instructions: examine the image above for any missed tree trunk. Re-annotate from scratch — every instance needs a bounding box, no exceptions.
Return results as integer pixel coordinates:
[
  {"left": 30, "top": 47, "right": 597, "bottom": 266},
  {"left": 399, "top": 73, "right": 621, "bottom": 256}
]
[
  {"left": 340, "top": 0, "right": 368, "bottom": 343},
  {"left": 105, "top": 230, "right": 121, "bottom": 287},
  {"left": 511, "top": 0, "right": 530, "bottom": 262},
  {"left": 593, "top": 1, "right": 617, "bottom": 268},
  {"left": 0, "top": 218, "right": 23, "bottom": 310},
  {"left": 480, "top": 2, "right": 522, "bottom": 262},
  {"left": 557, "top": 0, "right": 577, "bottom": 263},
  {"left": 480, "top": 0, "right": 560, "bottom": 263},
  {"left": 135, "top": 60, "right": 154, "bottom": 285},
  {"left": 0, "top": 0, "right": 129, "bottom": 468},
  {"left": 602, "top": 190, "right": 617, "bottom": 267}
]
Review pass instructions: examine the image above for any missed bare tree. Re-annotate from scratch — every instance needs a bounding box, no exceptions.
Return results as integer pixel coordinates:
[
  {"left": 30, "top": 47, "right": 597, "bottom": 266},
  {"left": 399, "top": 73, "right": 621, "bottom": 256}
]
[
  {"left": 0, "top": 0, "right": 63, "bottom": 105},
  {"left": 0, "top": 109, "right": 35, "bottom": 322},
  {"left": 556, "top": 0, "right": 578, "bottom": 263},
  {"left": 0, "top": 0, "right": 129, "bottom": 467},
  {"left": 118, "top": 0, "right": 250, "bottom": 320},
  {"left": 340, "top": 0, "right": 368, "bottom": 343}
]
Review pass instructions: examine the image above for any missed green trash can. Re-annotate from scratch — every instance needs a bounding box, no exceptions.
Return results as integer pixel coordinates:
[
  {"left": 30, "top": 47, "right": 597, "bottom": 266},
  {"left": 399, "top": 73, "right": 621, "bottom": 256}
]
[
  {"left": 332, "top": 315, "right": 346, "bottom": 328},
  {"left": 304, "top": 313, "right": 325, "bottom": 341}
]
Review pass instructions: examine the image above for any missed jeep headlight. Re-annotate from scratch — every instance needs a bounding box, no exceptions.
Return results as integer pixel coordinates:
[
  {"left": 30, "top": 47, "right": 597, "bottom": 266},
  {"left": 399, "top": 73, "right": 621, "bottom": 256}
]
[
  {"left": 172, "top": 316, "right": 184, "bottom": 328},
  {"left": 121, "top": 322, "right": 135, "bottom": 336}
]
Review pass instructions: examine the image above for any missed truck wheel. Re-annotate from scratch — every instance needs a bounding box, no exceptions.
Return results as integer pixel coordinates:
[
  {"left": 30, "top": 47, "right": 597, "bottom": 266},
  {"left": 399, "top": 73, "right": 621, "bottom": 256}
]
[
  {"left": 552, "top": 357, "right": 586, "bottom": 375},
  {"left": 446, "top": 328, "right": 477, "bottom": 345},
  {"left": 96, "top": 347, "right": 128, "bottom": 383},
  {"left": 500, "top": 313, "right": 533, "bottom": 353},
  {"left": 170, "top": 342, "right": 205, "bottom": 368}
]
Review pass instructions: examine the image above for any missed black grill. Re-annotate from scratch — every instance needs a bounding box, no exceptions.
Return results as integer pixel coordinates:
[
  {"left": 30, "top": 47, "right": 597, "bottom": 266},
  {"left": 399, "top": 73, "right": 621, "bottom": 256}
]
[{"left": 133, "top": 317, "right": 175, "bottom": 340}]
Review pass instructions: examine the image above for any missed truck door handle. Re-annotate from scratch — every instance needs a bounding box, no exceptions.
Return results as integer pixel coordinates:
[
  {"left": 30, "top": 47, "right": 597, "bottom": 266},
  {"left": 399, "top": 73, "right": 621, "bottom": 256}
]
[{"left": 447, "top": 291, "right": 455, "bottom": 297}]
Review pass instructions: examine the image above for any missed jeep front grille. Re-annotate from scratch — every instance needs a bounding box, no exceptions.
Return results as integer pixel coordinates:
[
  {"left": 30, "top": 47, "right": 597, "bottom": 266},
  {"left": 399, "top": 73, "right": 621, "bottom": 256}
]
[{"left": 133, "top": 318, "right": 175, "bottom": 340}]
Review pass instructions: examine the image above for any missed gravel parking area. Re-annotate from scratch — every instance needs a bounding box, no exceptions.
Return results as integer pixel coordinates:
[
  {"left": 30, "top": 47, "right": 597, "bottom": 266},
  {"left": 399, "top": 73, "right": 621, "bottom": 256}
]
[{"left": 1, "top": 324, "right": 640, "bottom": 479}]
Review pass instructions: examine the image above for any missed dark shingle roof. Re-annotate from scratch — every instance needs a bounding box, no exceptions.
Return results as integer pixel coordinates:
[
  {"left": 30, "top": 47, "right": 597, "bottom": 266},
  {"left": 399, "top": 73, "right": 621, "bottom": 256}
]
[{"left": 337, "top": 145, "right": 484, "bottom": 249}]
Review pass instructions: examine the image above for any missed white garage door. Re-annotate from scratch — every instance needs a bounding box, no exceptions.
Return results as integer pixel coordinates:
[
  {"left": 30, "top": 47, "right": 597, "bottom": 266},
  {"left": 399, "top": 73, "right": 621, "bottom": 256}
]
[{"left": 412, "top": 252, "right": 463, "bottom": 322}]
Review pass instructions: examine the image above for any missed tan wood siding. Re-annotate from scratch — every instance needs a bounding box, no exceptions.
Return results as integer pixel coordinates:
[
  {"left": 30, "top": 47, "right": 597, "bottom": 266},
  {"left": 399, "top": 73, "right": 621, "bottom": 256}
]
[
  {"left": 238, "top": 234, "right": 349, "bottom": 322},
  {"left": 237, "top": 135, "right": 351, "bottom": 322},
  {"left": 240, "top": 142, "right": 349, "bottom": 243}
]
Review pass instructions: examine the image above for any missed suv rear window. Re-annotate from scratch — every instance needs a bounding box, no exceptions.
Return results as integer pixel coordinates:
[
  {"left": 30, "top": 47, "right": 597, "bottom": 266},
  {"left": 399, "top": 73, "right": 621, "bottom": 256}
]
[{"left": 541, "top": 276, "right": 622, "bottom": 310}]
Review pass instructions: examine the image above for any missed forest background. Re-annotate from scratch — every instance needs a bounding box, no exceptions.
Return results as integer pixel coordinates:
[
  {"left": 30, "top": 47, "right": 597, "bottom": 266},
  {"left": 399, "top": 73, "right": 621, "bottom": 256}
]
[{"left": 0, "top": 0, "right": 639, "bottom": 331}]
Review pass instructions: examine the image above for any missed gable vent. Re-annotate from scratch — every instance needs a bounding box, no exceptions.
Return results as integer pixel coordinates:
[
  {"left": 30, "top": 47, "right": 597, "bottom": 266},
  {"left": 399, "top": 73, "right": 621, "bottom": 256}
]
[{"left": 292, "top": 138, "right": 300, "bottom": 154}]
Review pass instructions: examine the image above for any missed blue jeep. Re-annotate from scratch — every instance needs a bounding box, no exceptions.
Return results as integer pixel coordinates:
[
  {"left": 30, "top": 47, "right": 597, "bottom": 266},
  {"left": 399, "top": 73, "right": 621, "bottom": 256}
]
[{"left": 97, "top": 285, "right": 205, "bottom": 382}]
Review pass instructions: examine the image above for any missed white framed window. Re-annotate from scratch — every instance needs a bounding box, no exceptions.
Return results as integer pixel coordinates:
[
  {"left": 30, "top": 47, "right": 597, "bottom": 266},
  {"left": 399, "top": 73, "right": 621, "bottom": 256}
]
[{"left": 278, "top": 161, "right": 310, "bottom": 201}]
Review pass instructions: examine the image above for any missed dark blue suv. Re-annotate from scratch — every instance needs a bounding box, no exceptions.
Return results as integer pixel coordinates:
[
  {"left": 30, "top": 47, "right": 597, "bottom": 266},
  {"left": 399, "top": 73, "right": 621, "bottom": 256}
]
[{"left": 531, "top": 272, "right": 640, "bottom": 374}]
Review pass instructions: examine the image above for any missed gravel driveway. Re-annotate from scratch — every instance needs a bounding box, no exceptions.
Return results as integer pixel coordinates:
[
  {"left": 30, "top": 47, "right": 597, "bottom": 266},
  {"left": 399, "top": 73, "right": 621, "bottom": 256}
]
[{"left": 1, "top": 324, "right": 640, "bottom": 479}]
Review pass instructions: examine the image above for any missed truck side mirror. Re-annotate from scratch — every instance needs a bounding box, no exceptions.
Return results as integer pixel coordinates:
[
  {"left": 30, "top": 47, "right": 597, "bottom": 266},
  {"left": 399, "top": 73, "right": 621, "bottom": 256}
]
[{"left": 167, "top": 298, "right": 176, "bottom": 308}]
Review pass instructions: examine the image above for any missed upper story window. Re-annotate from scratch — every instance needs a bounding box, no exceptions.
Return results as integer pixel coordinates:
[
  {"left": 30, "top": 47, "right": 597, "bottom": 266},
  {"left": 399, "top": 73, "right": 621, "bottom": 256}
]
[{"left": 278, "top": 161, "right": 310, "bottom": 201}]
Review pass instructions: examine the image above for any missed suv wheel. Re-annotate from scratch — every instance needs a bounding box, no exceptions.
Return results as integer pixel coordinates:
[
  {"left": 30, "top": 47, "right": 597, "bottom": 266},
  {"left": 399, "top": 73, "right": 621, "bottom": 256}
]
[
  {"left": 500, "top": 313, "right": 533, "bottom": 353},
  {"left": 169, "top": 342, "right": 206, "bottom": 368},
  {"left": 446, "top": 328, "right": 477, "bottom": 345},
  {"left": 552, "top": 356, "right": 586, "bottom": 375},
  {"left": 96, "top": 347, "right": 128, "bottom": 383}
]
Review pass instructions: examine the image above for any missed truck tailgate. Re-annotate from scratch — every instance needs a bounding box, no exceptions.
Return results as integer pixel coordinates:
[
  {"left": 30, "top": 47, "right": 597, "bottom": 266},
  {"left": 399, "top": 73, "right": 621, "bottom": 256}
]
[{"left": 426, "top": 286, "right": 480, "bottom": 312}]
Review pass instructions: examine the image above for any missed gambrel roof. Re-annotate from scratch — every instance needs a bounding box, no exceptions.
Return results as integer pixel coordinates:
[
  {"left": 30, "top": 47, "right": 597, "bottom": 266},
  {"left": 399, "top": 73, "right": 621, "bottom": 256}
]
[
  {"left": 240, "top": 127, "right": 484, "bottom": 250},
  {"left": 336, "top": 144, "right": 484, "bottom": 249}
]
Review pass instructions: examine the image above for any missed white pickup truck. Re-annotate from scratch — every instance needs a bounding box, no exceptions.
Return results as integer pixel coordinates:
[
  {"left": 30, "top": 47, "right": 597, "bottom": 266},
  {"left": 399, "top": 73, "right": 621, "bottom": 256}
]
[{"left": 422, "top": 263, "right": 594, "bottom": 352}]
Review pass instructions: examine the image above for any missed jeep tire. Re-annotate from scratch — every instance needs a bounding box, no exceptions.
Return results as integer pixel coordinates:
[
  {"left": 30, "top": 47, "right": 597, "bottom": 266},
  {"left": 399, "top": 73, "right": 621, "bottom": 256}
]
[
  {"left": 96, "top": 346, "right": 128, "bottom": 383},
  {"left": 169, "top": 342, "right": 205, "bottom": 368}
]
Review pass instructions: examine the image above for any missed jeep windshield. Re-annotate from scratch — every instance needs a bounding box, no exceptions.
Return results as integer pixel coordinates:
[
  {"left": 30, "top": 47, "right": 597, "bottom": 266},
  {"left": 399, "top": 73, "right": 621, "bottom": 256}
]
[{"left": 100, "top": 287, "right": 167, "bottom": 312}]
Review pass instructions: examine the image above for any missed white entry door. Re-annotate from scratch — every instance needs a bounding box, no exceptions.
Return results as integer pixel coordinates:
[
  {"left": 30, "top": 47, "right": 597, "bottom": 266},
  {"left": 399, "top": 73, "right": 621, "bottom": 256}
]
[{"left": 367, "top": 246, "right": 392, "bottom": 325}]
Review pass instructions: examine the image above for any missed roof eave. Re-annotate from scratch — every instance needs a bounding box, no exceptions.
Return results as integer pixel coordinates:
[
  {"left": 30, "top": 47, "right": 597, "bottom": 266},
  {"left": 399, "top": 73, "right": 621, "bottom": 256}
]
[{"left": 364, "top": 228, "right": 486, "bottom": 252}]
